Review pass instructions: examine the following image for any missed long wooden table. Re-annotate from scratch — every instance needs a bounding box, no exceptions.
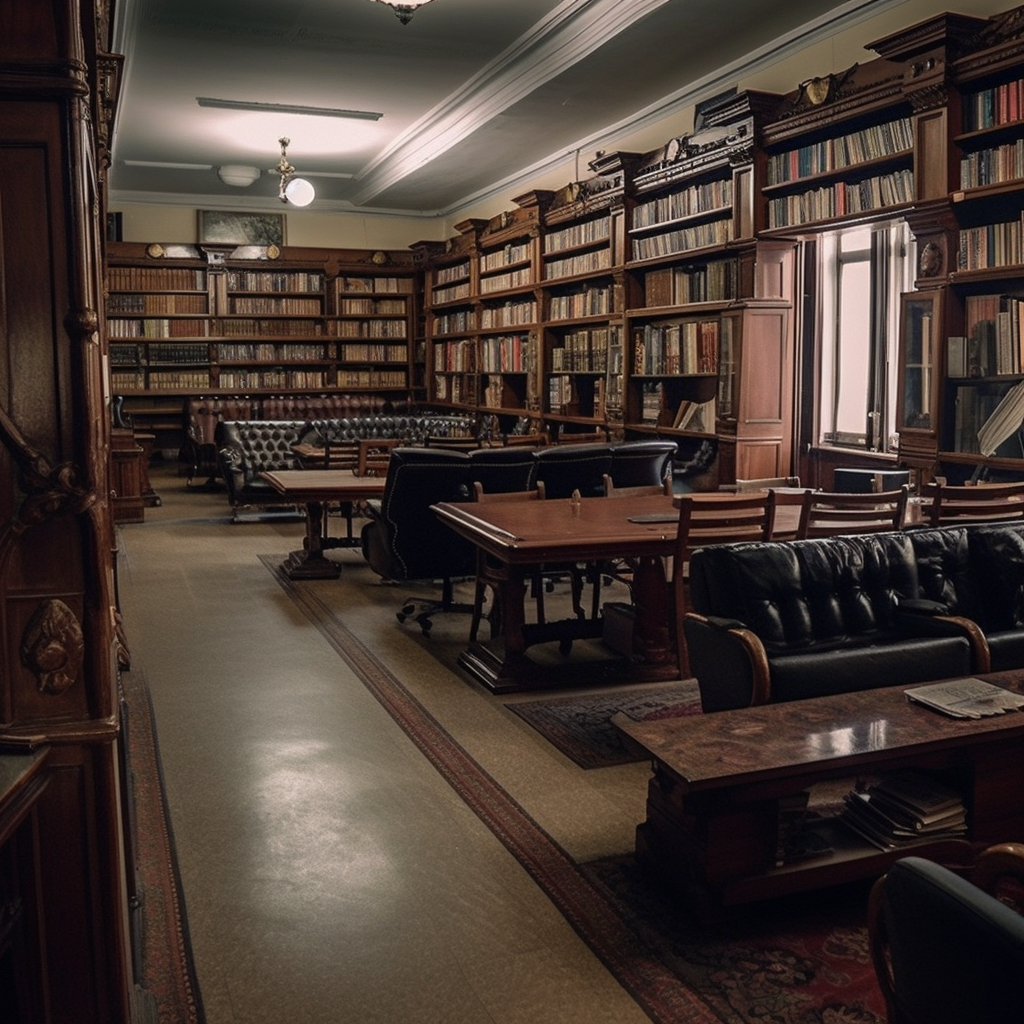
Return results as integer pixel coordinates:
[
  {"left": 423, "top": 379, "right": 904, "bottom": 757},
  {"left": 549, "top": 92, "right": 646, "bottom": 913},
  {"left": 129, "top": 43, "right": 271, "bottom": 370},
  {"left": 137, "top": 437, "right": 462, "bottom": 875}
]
[
  {"left": 261, "top": 470, "right": 386, "bottom": 579},
  {"left": 615, "top": 670, "right": 1024, "bottom": 918},
  {"left": 433, "top": 493, "right": 684, "bottom": 692}
]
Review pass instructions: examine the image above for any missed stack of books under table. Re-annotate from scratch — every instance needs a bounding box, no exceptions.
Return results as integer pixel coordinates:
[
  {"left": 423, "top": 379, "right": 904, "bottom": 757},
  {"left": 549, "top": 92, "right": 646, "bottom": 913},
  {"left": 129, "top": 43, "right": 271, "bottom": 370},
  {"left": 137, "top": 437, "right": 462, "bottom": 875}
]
[{"left": 840, "top": 769, "right": 967, "bottom": 851}]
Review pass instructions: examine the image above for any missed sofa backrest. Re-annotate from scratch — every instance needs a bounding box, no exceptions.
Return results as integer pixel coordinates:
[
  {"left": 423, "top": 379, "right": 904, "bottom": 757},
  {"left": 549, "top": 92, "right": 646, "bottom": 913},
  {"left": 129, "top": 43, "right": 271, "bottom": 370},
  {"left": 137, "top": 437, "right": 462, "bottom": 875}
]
[
  {"left": 215, "top": 420, "right": 307, "bottom": 479},
  {"left": 689, "top": 531, "right": 924, "bottom": 650},
  {"left": 963, "top": 522, "right": 1024, "bottom": 630}
]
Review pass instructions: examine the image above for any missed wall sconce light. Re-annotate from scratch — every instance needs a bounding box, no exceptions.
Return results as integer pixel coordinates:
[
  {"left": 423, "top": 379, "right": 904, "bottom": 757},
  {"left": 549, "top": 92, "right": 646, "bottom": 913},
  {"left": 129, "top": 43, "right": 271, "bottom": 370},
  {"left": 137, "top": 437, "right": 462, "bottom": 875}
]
[
  {"left": 217, "top": 165, "right": 261, "bottom": 187},
  {"left": 368, "top": 0, "right": 437, "bottom": 25},
  {"left": 273, "top": 137, "right": 315, "bottom": 207}
]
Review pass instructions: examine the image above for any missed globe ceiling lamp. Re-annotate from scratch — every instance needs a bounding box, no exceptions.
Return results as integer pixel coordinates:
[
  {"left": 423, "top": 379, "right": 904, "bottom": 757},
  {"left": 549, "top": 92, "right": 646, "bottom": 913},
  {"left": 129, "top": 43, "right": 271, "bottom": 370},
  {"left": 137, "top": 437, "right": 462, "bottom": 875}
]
[
  {"left": 217, "top": 165, "right": 261, "bottom": 187},
  {"left": 273, "top": 137, "right": 315, "bottom": 207},
  {"left": 369, "top": 0, "right": 437, "bottom": 25}
]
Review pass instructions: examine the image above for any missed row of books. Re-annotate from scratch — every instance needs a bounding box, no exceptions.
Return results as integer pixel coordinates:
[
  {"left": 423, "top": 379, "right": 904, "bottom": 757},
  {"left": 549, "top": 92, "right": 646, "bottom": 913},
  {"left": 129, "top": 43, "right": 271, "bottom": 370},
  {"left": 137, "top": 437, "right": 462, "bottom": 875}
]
[
  {"left": 633, "top": 321, "right": 720, "bottom": 375},
  {"left": 218, "top": 370, "right": 328, "bottom": 389},
  {"left": 543, "top": 249, "right": 613, "bottom": 282},
  {"left": 480, "top": 242, "right": 531, "bottom": 272},
  {"left": 434, "top": 339, "right": 476, "bottom": 372},
  {"left": 335, "top": 318, "right": 407, "bottom": 339},
  {"left": 550, "top": 329, "right": 610, "bottom": 372},
  {"left": 947, "top": 293, "right": 1024, "bottom": 378},
  {"left": 223, "top": 318, "right": 325, "bottom": 337},
  {"left": 480, "top": 300, "right": 536, "bottom": 328},
  {"left": 338, "top": 297, "right": 407, "bottom": 315},
  {"left": 632, "top": 179, "right": 733, "bottom": 230},
  {"left": 108, "top": 267, "right": 206, "bottom": 291},
  {"left": 766, "top": 116, "right": 913, "bottom": 185},
  {"left": 337, "top": 275, "right": 412, "bottom": 294},
  {"left": 336, "top": 344, "right": 407, "bottom": 364},
  {"left": 434, "top": 310, "right": 474, "bottom": 335},
  {"left": 107, "top": 317, "right": 209, "bottom": 338},
  {"left": 958, "top": 219, "right": 1024, "bottom": 271},
  {"left": 337, "top": 370, "right": 407, "bottom": 388},
  {"left": 108, "top": 293, "right": 208, "bottom": 315},
  {"left": 643, "top": 261, "right": 739, "bottom": 307},
  {"left": 229, "top": 296, "right": 323, "bottom": 316},
  {"left": 548, "top": 285, "right": 612, "bottom": 320},
  {"left": 960, "top": 140, "right": 1024, "bottom": 189},
  {"left": 767, "top": 169, "right": 914, "bottom": 228},
  {"left": 631, "top": 219, "right": 732, "bottom": 262},
  {"left": 962, "top": 76, "right": 1024, "bottom": 132},
  {"left": 225, "top": 271, "right": 324, "bottom": 293},
  {"left": 479, "top": 267, "right": 534, "bottom": 294},
  {"left": 480, "top": 334, "right": 532, "bottom": 373},
  {"left": 433, "top": 261, "right": 471, "bottom": 287},
  {"left": 543, "top": 215, "right": 611, "bottom": 255},
  {"left": 431, "top": 282, "right": 472, "bottom": 305}
]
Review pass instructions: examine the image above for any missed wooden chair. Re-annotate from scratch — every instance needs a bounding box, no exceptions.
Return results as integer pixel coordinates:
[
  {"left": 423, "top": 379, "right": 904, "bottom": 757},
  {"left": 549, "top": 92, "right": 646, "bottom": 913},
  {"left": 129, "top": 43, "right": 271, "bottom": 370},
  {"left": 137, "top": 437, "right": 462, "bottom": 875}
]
[
  {"left": 797, "top": 485, "right": 909, "bottom": 538},
  {"left": 469, "top": 483, "right": 547, "bottom": 642},
  {"left": 867, "top": 842, "right": 1024, "bottom": 1024},
  {"left": 504, "top": 431, "right": 548, "bottom": 447},
  {"left": 600, "top": 474, "right": 673, "bottom": 591},
  {"left": 921, "top": 479, "right": 1024, "bottom": 526},
  {"left": 722, "top": 475, "right": 801, "bottom": 493},
  {"left": 672, "top": 492, "right": 777, "bottom": 674},
  {"left": 355, "top": 437, "right": 401, "bottom": 477},
  {"left": 553, "top": 428, "right": 608, "bottom": 445}
]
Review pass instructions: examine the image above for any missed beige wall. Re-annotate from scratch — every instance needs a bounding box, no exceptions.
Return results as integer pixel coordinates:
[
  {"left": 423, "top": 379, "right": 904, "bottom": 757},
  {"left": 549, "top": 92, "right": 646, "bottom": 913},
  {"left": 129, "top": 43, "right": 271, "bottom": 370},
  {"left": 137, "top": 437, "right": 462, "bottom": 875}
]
[{"left": 118, "top": 0, "right": 1005, "bottom": 249}]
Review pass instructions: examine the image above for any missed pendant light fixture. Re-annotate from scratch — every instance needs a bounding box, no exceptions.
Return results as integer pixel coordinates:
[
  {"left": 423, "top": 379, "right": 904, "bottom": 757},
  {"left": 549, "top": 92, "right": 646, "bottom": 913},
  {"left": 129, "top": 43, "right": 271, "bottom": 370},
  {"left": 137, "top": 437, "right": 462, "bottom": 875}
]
[
  {"left": 369, "top": 0, "right": 437, "bottom": 25},
  {"left": 273, "top": 137, "right": 315, "bottom": 207}
]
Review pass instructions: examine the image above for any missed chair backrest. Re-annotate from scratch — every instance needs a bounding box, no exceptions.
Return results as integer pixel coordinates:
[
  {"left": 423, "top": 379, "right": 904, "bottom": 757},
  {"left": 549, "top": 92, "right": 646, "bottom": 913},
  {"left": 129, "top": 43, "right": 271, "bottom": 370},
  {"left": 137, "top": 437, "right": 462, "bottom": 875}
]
[
  {"left": 868, "top": 844, "right": 1024, "bottom": 1024},
  {"left": 602, "top": 473, "right": 671, "bottom": 498},
  {"left": 375, "top": 448, "right": 475, "bottom": 582},
  {"left": 355, "top": 437, "right": 400, "bottom": 476},
  {"left": 532, "top": 443, "right": 614, "bottom": 499},
  {"left": 473, "top": 481, "right": 543, "bottom": 503},
  {"left": 504, "top": 431, "right": 549, "bottom": 447},
  {"left": 729, "top": 475, "right": 801, "bottom": 493},
  {"left": 922, "top": 480, "right": 1024, "bottom": 526},
  {"left": 467, "top": 446, "right": 538, "bottom": 495},
  {"left": 607, "top": 440, "right": 677, "bottom": 489},
  {"left": 797, "top": 485, "right": 908, "bottom": 538},
  {"left": 675, "top": 492, "right": 778, "bottom": 571}
]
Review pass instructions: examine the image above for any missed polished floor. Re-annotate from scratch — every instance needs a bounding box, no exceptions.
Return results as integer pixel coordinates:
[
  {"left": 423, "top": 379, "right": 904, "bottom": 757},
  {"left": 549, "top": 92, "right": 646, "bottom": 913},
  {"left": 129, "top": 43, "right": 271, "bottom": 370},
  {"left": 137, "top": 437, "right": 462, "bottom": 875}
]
[{"left": 116, "top": 462, "right": 662, "bottom": 1024}]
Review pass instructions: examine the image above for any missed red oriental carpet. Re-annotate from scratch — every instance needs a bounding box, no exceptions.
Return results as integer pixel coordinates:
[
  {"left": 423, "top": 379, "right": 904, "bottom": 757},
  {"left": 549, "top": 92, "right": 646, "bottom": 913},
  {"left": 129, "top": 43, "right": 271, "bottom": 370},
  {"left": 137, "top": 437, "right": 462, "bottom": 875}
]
[{"left": 262, "top": 555, "right": 887, "bottom": 1024}]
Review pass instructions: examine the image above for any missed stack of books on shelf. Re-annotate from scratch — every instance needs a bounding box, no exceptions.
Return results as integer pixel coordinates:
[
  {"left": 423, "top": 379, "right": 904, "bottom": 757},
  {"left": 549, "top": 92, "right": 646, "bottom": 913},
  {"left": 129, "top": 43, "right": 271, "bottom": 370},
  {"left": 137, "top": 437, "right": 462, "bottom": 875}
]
[{"left": 840, "top": 769, "right": 967, "bottom": 851}]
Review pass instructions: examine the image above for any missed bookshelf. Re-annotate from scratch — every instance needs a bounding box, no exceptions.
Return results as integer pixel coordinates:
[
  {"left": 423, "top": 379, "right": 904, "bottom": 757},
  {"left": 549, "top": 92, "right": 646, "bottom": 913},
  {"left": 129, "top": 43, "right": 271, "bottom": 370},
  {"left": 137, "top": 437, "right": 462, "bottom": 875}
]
[{"left": 105, "top": 242, "right": 420, "bottom": 452}]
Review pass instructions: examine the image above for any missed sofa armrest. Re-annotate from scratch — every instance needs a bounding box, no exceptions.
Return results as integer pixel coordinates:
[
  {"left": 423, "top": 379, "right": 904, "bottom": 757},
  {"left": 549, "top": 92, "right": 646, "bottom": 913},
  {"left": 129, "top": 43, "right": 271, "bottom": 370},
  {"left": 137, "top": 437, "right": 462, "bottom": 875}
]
[
  {"left": 895, "top": 605, "right": 992, "bottom": 673},
  {"left": 682, "top": 612, "right": 772, "bottom": 712},
  {"left": 217, "top": 444, "right": 246, "bottom": 499}
]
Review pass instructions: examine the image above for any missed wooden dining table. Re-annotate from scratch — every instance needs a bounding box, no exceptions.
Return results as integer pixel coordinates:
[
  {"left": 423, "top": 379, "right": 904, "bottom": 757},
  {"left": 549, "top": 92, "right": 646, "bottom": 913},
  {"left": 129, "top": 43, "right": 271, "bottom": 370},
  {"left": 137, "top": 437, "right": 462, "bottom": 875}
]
[{"left": 261, "top": 469, "right": 386, "bottom": 579}]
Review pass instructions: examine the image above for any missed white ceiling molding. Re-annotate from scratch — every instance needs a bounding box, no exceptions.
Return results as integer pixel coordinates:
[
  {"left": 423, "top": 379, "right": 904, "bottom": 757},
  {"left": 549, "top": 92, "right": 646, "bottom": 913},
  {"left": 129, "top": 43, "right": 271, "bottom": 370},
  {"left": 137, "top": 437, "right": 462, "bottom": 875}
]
[
  {"left": 351, "top": 0, "right": 674, "bottom": 205},
  {"left": 438, "top": 0, "right": 908, "bottom": 220}
]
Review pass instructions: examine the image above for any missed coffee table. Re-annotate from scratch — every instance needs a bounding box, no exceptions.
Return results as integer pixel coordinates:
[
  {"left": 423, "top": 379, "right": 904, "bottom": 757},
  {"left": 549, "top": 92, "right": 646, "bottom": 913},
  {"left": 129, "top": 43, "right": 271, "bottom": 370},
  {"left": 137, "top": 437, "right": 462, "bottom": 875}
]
[
  {"left": 261, "top": 470, "right": 386, "bottom": 579},
  {"left": 615, "top": 670, "right": 1024, "bottom": 917}
]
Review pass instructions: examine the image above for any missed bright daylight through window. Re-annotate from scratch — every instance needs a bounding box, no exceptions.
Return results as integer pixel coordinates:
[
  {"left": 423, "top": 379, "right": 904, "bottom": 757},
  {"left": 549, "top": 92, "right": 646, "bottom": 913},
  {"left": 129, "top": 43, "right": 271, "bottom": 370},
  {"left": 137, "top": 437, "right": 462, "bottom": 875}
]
[{"left": 817, "top": 223, "right": 913, "bottom": 453}]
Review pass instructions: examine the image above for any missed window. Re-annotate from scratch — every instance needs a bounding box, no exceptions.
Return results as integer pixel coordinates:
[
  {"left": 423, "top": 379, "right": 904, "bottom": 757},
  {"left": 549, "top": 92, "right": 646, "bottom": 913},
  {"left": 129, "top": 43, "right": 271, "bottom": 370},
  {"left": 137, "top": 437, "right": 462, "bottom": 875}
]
[{"left": 816, "top": 223, "right": 913, "bottom": 453}]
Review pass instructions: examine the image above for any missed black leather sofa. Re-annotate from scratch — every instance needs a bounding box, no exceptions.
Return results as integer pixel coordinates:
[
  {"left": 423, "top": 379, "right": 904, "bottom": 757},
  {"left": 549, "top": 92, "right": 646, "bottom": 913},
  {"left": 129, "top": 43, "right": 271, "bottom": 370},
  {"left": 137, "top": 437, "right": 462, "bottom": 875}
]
[
  {"left": 682, "top": 526, "right": 997, "bottom": 712},
  {"left": 214, "top": 412, "right": 478, "bottom": 519}
]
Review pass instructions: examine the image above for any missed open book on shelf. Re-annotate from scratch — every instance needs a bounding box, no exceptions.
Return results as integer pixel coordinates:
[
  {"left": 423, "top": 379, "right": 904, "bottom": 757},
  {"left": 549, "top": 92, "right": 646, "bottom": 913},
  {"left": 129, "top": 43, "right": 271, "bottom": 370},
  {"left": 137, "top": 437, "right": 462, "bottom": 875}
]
[
  {"left": 672, "top": 397, "right": 716, "bottom": 431},
  {"left": 977, "top": 379, "right": 1024, "bottom": 457},
  {"left": 905, "top": 677, "right": 1024, "bottom": 718}
]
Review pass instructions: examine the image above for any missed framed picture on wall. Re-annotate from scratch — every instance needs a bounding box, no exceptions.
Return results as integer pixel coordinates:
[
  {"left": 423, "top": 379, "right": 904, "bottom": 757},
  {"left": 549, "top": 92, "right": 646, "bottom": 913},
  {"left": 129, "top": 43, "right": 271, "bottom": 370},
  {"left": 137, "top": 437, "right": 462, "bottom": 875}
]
[{"left": 198, "top": 210, "right": 286, "bottom": 246}]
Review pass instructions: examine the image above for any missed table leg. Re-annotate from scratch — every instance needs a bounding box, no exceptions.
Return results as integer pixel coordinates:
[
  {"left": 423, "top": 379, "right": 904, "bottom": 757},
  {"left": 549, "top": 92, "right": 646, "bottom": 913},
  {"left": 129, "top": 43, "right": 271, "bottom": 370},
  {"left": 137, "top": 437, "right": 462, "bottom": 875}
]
[
  {"left": 281, "top": 500, "right": 342, "bottom": 579},
  {"left": 630, "top": 556, "right": 675, "bottom": 673}
]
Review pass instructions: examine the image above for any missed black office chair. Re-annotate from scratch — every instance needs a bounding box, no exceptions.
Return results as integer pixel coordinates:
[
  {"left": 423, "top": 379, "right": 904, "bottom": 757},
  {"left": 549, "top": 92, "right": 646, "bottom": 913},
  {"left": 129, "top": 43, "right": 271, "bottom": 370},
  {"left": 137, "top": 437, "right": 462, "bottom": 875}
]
[
  {"left": 360, "top": 448, "right": 476, "bottom": 635},
  {"left": 466, "top": 446, "right": 537, "bottom": 495},
  {"left": 607, "top": 440, "right": 677, "bottom": 490},
  {"left": 531, "top": 442, "right": 613, "bottom": 499},
  {"left": 868, "top": 844, "right": 1024, "bottom": 1024}
]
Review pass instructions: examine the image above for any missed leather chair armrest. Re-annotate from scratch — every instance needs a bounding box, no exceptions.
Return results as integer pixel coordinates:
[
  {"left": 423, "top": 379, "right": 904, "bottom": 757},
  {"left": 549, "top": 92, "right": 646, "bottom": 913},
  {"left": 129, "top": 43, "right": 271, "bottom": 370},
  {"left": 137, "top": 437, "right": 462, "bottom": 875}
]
[
  {"left": 217, "top": 444, "right": 245, "bottom": 498},
  {"left": 682, "top": 612, "right": 772, "bottom": 711},
  {"left": 894, "top": 607, "right": 992, "bottom": 673}
]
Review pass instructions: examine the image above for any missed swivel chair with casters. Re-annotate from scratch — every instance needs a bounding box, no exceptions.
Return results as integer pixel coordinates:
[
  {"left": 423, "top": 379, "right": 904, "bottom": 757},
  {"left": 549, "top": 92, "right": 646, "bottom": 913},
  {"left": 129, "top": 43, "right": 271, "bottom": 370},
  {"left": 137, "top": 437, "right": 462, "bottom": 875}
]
[{"left": 360, "top": 447, "right": 476, "bottom": 635}]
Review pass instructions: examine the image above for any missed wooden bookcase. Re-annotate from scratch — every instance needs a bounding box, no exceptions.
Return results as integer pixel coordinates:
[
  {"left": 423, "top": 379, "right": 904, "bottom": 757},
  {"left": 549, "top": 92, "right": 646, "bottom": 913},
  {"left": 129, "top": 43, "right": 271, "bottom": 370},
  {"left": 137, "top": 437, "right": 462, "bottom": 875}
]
[{"left": 104, "top": 242, "right": 419, "bottom": 451}]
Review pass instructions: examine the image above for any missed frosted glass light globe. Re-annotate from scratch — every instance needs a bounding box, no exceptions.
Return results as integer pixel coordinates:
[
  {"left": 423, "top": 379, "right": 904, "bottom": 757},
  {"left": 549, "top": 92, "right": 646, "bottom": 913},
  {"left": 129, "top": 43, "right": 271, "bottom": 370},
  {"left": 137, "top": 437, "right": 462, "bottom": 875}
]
[{"left": 284, "top": 176, "right": 315, "bottom": 207}]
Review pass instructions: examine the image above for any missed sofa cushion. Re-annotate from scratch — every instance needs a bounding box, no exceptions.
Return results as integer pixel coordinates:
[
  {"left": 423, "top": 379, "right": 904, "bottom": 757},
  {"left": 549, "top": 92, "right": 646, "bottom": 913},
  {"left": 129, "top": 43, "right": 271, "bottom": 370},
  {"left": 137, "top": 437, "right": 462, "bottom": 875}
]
[
  {"left": 769, "top": 635, "right": 972, "bottom": 703},
  {"left": 966, "top": 523, "right": 1024, "bottom": 630}
]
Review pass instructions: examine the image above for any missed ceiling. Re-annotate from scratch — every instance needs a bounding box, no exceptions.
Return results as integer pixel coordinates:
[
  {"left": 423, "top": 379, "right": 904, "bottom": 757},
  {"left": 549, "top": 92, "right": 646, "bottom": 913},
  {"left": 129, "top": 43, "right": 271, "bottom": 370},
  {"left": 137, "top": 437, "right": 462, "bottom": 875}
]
[{"left": 109, "top": 0, "right": 898, "bottom": 220}]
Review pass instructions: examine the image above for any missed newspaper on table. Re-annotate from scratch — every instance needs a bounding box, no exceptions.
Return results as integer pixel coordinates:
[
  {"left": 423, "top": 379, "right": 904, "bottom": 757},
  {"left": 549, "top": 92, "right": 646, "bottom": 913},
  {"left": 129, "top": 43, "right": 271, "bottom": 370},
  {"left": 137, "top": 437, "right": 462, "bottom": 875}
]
[{"left": 905, "top": 677, "right": 1024, "bottom": 719}]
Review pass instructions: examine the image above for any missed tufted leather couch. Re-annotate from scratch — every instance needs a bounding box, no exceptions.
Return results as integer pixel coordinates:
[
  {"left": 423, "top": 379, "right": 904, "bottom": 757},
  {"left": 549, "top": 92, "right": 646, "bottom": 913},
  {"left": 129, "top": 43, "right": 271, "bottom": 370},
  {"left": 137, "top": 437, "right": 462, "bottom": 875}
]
[
  {"left": 182, "top": 393, "right": 394, "bottom": 485},
  {"left": 214, "top": 410, "right": 480, "bottom": 519},
  {"left": 682, "top": 526, "right": 988, "bottom": 713}
]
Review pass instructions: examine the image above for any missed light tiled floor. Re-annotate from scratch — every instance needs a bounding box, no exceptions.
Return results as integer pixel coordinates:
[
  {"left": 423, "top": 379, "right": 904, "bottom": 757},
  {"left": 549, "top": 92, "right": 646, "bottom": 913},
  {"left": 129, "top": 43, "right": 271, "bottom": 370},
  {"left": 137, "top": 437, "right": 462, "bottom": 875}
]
[{"left": 117, "top": 463, "right": 662, "bottom": 1024}]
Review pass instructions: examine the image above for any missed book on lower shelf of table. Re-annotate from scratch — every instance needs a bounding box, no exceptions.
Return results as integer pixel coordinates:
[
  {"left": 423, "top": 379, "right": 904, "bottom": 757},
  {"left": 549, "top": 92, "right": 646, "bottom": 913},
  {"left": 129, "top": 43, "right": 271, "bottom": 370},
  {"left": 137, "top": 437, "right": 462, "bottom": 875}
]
[
  {"left": 839, "top": 769, "right": 967, "bottom": 851},
  {"left": 905, "top": 677, "right": 1024, "bottom": 719}
]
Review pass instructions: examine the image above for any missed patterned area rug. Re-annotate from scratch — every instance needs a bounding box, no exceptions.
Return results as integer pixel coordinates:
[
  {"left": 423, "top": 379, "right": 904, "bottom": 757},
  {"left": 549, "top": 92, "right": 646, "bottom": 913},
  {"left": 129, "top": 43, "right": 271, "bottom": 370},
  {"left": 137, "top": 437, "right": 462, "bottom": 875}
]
[
  {"left": 505, "top": 682, "right": 702, "bottom": 768},
  {"left": 262, "top": 555, "right": 887, "bottom": 1024},
  {"left": 122, "top": 667, "right": 205, "bottom": 1024}
]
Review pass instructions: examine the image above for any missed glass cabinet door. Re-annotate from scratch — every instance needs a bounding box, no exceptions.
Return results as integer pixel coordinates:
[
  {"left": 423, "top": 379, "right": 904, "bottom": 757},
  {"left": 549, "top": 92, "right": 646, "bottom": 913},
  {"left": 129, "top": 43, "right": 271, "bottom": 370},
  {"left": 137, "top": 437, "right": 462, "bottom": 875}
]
[{"left": 898, "top": 291, "right": 940, "bottom": 433}]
